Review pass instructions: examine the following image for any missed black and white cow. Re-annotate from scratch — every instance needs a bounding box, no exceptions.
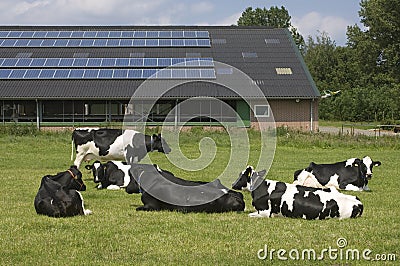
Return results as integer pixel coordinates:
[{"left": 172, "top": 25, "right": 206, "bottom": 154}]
[
  {"left": 233, "top": 166, "right": 363, "bottom": 220},
  {"left": 125, "top": 164, "right": 245, "bottom": 213},
  {"left": 85, "top": 160, "right": 131, "bottom": 190},
  {"left": 34, "top": 166, "right": 92, "bottom": 218},
  {"left": 71, "top": 128, "right": 171, "bottom": 168},
  {"left": 293, "top": 156, "right": 381, "bottom": 191}
]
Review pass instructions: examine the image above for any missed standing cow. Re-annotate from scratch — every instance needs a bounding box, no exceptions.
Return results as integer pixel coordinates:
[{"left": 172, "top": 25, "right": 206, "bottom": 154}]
[
  {"left": 71, "top": 128, "right": 171, "bottom": 168},
  {"left": 34, "top": 166, "right": 92, "bottom": 218},
  {"left": 233, "top": 166, "right": 363, "bottom": 220},
  {"left": 293, "top": 156, "right": 381, "bottom": 191}
]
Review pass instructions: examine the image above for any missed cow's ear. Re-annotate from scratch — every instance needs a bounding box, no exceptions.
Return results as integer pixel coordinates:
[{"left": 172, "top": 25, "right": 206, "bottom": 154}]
[
  {"left": 374, "top": 161, "right": 381, "bottom": 166},
  {"left": 353, "top": 159, "right": 362, "bottom": 167},
  {"left": 257, "top": 170, "right": 267, "bottom": 178}
]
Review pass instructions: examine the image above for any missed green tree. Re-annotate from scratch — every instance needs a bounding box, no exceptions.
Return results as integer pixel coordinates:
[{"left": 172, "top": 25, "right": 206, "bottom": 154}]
[{"left": 237, "top": 6, "right": 305, "bottom": 52}]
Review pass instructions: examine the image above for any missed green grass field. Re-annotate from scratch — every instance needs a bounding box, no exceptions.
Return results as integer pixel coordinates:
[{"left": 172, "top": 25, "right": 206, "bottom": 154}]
[{"left": 0, "top": 127, "right": 398, "bottom": 265}]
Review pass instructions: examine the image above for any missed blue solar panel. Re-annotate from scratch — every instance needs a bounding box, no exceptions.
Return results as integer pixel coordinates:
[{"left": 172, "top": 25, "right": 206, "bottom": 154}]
[
  {"left": 58, "top": 31, "right": 72, "bottom": 38},
  {"left": 3, "top": 39, "right": 16, "bottom": 46},
  {"left": 15, "top": 39, "right": 29, "bottom": 46},
  {"left": 33, "top": 31, "right": 46, "bottom": 38},
  {"left": 59, "top": 58, "right": 74, "bottom": 67},
  {"left": 94, "top": 39, "right": 107, "bottom": 46},
  {"left": 0, "top": 69, "right": 11, "bottom": 78},
  {"left": 71, "top": 31, "right": 84, "bottom": 38},
  {"left": 134, "top": 31, "right": 146, "bottom": 38},
  {"left": 83, "top": 69, "right": 99, "bottom": 78},
  {"left": 128, "top": 69, "right": 142, "bottom": 78},
  {"left": 81, "top": 39, "right": 94, "bottom": 46},
  {"left": 87, "top": 58, "right": 102, "bottom": 66},
  {"left": 39, "top": 69, "right": 55, "bottom": 78},
  {"left": 130, "top": 58, "right": 143, "bottom": 66},
  {"left": 158, "top": 31, "right": 171, "bottom": 38},
  {"left": 107, "top": 39, "right": 120, "bottom": 46},
  {"left": 54, "top": 39, "right": 68, "bottom": 46},
  {"left": 145, "top": 39, "right": 158, "bottom": 46},
  {"left": 197, "top": 39, "right": 211, "bottom": 46},
  {"left": 144, "top": 58, "right": 157, "bottom": 66},
  {"left": 41, "top": 39, "right": 55, "bottom": 46},
  {"left": 113, "top": 69, "right": 128, "bottom": 78},
  {"left": 0, "top": 32, "right": 8, "bottom": 38},
  {"left": 96, "top": 31, "right": 109, "bottom": 38},
  {"left": 146, "top": 31, "right": 159, "bottom": 38},
  {"left": 2, "top": 58, "right": 18, "bottom": 66},
  {"left": 31, "top": 58, "right": 46, "bottom": 67},
  {"left": 73, "top": 58, "right": 88, "bottom": 67},
  {"left": 54, "top": 69, "right": 69, "bottom": 78},
  {"left": 172, "top": 69, "right": 185, "bottom": 78},
  {"left": 109, "top": 31, "right": 122, "bottom": 38},
  {"left": 101, "top": 58, "right": 116, "bottom": 67},
  {"left": 98, "top": 69, "right": 113, "bottom": 78},
  {"left": 46, "top": 31, "right": 59, "bottom": 38},
  {"left": 116, "top": 58, "right": 130, "bottom": 66},
  {"left": 45, "top": 58, "right": 60, "bottom": 67},
  {"left": 25, "top": 69, "right": 41, "bottom": 78},
  {"left": 9, "top": 69, "right": 26, "bottom": 78},
  {"left": 68, "top": 39, "right": 81, "bottom": 46},
  {"left": 184, "top": 39, "right": 197, "bottom": 46},
  {"left": 133, "top": 39, "right": 145, "bottom": 46},
  {"left": 8, "top": 31, "right": 22, "bottom": 38},
  {"left": 159, "top": 39, "right": 172, "bottom": 46},
  {"left": 28, "top": 39, "right": 43, "bottom": 46},
  {"left": 143, "top": 69, "right": 157, "bottom": 78},
  {"left": 120, "top": 39, "right": 133, "bottom": 46},
  {"left": 84, "top": 31, "right": 97, "bottom": 38},
  {"left": 172, "top": 39, "right": 184, "bottom": 46},
  {"left": 69, "top": 69, "right": 84, "bottom": 78}
]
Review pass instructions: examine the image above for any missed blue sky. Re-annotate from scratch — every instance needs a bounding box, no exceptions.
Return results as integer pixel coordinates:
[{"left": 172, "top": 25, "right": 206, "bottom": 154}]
[{"left": 0, "top": 0, "right": 362, "bottom": 46}]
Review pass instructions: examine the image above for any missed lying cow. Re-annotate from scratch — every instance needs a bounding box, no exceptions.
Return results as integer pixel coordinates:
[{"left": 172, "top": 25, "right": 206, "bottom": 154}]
[
  {"left": 293, "top": 156, "right": 381, "bottom": 191},
  {"left": 233, "top": 166, "right": 363, "bottom": 220},
  {"left": 126, "top": 164, "right": 245, "bottom": 213},
  {"left": 85, "top": 160, "right": 131, "bottom": 190},
  {"left": 71, "top": 128, "right": 171, "bottom": 168},
  {"left": 34, "top": 166, "right": 92, "bottom": 217}
]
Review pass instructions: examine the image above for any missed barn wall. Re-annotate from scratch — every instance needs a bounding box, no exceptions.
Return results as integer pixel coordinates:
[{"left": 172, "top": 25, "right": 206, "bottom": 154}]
[{"left": 250, "top": 99, "right": 319, "bottom": 132}]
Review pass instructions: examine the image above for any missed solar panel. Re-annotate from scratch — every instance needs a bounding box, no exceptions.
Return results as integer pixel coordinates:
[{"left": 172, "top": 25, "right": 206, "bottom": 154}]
[
  {"left": 69, "top": 69, "right": 84, "bottom": 78},
  {"left": 83, "top": 69, "right": 99, "bottom": 78},
  {"left": 0, "top": 69, "right": 11, "bottom": 78},
  {"left": 9, "top": 69, "right": 26, "bottom": 78},
  {"left": 2, "top": 58, "right": 18, "bottom": 66},
  {"left": 39, "top": 69, "right": 55, "bottom": 78},
  {"left": 31, "top": 58, "right": 46, "bottom": 66},
  {"left": 98, "top": 69, "right": 113, "bottom": 78},
  {"left": 25, "top": 69, "right": 41, "bottom": 78},
  {"left": 54, "top": 69, "right": 69, "bottom": 78},
  {"left": 44, "top": 58, "right": 60, "bottom": 67},
  {"left": 128, "top": 69, "right": 142, "bottom": 78}
]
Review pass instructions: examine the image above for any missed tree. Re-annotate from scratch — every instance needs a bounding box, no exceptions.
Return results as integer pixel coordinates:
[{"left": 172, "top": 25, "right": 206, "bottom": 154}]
[{"left": 237, "top": 6, "right": 305, "bottom": 52}]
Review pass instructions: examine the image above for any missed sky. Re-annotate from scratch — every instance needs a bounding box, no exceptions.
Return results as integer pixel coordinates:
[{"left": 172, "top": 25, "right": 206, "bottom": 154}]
[{"left": 0, "top": 0, "right": 363, "bottom": 46}]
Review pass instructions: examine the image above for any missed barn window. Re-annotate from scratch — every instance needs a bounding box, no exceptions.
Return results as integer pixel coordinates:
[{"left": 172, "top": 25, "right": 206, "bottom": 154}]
[
  {"left": 254, "top": 105, "right": 269, "bottom": 117},
  {"left": 275, "top": 67, "right": 292, "bottom": 75}
]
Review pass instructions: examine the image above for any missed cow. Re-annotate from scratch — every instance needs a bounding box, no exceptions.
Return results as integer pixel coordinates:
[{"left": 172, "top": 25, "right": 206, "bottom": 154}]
[
  {"left": 125, "top": 164, "right": 245, "bottom": 213},
  {"left": 34, "top": 166, "right": 92, "bottom": 218},
  {"left": 85, "top": 160, "right": 131, "bottom": 190},
  {"left": 71, "top": 128, "right": 171, "bottom": 168},
  {"left": 233, "top": 166, "right": 363, "bottom": 220},
  {"left": 293, "top": 156, "right": 381, "bottom": 191}
]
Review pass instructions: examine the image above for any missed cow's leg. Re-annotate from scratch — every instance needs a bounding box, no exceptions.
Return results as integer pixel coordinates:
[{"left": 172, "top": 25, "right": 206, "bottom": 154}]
[
  {"left": 73, "top": 153, "right": 86, "bottom": 168},
  {"left": 106, "top": 185, "right": 121, "bottom": 190}
]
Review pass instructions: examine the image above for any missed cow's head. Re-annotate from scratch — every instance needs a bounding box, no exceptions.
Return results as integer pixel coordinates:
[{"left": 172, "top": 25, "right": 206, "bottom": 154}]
[
  {"left": 63, "top": 165, "right": 86, "bottom": 191},
  {"left": 362, "top": 156, "right": 381, "bottom": 180},
  {"left": 232, "top": 166, "right": 254, "bottom": 191},
  {"left": 151, "top": 134, "right": 171, "bottom": 154},
  {"left": 125, "top": 175, "right": 141, "bottom": 194},
  {"left": 85, "top": 161, "right": 104, "bottom": 183}
]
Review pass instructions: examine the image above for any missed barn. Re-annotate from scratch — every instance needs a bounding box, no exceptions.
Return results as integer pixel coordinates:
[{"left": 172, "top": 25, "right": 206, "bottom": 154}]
[{"left": 0, "top": 26, "right": 319, "bottom": 131}]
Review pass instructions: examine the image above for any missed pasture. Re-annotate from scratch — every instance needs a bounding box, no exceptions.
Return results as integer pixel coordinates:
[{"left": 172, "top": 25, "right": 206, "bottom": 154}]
[{"left": 0, "top": 127, "right": 399, "bottom": 265}]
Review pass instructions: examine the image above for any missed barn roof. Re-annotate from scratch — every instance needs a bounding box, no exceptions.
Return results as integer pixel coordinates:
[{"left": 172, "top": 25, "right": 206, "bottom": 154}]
[{"left": 0, "top": 25, "right": 319, "bottom": 100}]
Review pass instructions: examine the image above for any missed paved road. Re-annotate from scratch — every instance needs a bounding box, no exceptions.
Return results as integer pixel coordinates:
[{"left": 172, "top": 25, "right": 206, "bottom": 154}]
[{"left": 318, "top": 126, "right": 398, "bottom": 137}]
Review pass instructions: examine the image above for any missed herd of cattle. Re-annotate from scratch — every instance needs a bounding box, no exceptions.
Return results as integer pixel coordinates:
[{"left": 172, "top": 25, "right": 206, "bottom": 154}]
[{"left": 34, "top": 128, "right": 381, "bottom": 220}]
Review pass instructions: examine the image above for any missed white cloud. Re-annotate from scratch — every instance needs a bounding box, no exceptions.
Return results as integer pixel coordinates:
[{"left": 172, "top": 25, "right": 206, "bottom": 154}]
[
  {"left": 293, "top": 11, "right": 351, "bottom": 45},
  {"left": 190, "top": 2, "right": 214, "bottom": 14}
]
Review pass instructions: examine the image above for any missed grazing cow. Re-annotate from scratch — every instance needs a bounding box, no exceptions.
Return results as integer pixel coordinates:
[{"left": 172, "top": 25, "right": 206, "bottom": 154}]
[
  {"left": 126, "top": 164, "right": 245, "bottom": 213},
  {"left": 34, "top": 166, "right": 92, "bottom": 218},
  {"left": 293, "top": 156, "right": 381, "bottom": 191},
  {"left": 71, "top": 128, "right": 171, "bottom": 168},
  {"left": 233, "top": 166, "right": 363, "bottom": 220},
  {"left": 85, "top": 160, "right": 131, "bottom": 190}
]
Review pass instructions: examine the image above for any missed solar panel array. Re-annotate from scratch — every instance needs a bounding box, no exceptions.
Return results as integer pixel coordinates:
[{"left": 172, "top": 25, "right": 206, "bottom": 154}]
[
  {"left": 0, "top": 30, "right": 211, "bottom": 47},
  {"left": 0, "top": 57, "right": 216, "bottom": 79},
  {"left": 0, "top": 68, "right": 216, "bottom": 79},
  {"left": 0, "top": 30, "right": 215, "bottom": 79},
  {"left": 0, "top": 57, "right": 214, "bottom": 67},
  {"left": 0, "top": 30, "right": 209, "bottom": 38}
]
